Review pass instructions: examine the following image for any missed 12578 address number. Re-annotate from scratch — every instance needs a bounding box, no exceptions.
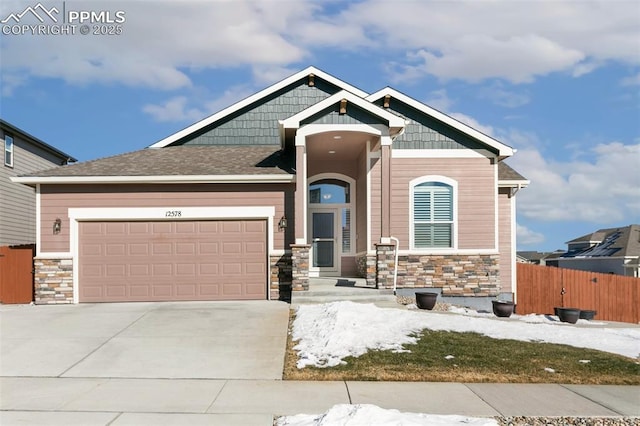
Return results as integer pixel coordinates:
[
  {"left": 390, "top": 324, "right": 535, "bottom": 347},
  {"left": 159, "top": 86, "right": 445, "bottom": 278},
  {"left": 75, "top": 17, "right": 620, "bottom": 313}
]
[{"left": 165, "top": 210, "right": 182, "bottom": 217}]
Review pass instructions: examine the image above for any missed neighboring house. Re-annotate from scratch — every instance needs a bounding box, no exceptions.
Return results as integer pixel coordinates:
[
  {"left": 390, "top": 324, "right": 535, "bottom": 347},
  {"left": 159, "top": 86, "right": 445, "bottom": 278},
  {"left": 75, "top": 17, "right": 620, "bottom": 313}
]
[
  {"left": 1, "top": 120, "right": 76, "bottom": 246},
  {"left": 12, "top": 67, "right": 529, "bottom": 304},
  {"left": 556, "top": 225, "right": 640, "bottom": 277},
  {"left": 517, "top": 250, "right": 565, "bottom": 266}
]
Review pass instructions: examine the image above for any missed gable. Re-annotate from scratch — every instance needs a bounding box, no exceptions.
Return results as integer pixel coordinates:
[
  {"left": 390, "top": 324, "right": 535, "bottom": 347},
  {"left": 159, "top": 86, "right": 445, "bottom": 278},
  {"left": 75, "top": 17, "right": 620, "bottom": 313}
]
[
  {"left": 179, "top": 79, "right": 339, "bottom": 146},
  {"left": 150, "top": 66, "right": 369, "bottom": 148},
  {"left": 371, "top": 98, "right": 487, "bottom": 151},
  {"left": 367, "top": 88, "right": 513, "bottom": 157},
  {"left": 301, "top": 103, "right": 391, "bottom": 127}
]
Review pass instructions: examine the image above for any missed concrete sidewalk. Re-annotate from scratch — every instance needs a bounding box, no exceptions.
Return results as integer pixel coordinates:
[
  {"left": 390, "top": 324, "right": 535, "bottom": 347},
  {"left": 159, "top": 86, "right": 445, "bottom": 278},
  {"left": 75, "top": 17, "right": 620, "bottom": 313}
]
[
  {"left": 1, "top": 378, "right": 638, "bottom": 425},
  {"left": 1, "top": 301, "right": 638, "bottom": 425}
]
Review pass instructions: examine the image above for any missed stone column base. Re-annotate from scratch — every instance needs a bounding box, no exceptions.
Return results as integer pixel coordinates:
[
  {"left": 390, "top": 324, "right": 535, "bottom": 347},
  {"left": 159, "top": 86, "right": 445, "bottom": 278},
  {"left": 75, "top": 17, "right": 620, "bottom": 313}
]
[
  {"left": 291, "top": 244, "right": 310, "bottom": 291},
  {"left": 34, "top": 257, "right": 74, "bottom": 304}
]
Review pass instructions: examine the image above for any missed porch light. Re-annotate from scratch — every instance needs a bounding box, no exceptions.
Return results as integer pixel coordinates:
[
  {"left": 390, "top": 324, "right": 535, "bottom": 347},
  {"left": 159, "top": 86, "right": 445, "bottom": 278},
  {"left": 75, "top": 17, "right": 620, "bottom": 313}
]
[
  {"left": 53, "top": 218, "right": 62, "bottom": 234},
  {"left": 278, "top": 216, "right": 288, "bottom": 230},
  {"left": 339, "top": 99, "right": 347, "bottom": 114}
]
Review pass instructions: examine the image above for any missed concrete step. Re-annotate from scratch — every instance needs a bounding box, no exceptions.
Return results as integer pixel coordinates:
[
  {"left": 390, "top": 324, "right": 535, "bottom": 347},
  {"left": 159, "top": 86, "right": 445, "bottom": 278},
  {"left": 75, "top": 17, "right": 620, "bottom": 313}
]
[{"left": 291, "top": 292, "right": 398, "bottom": 305}]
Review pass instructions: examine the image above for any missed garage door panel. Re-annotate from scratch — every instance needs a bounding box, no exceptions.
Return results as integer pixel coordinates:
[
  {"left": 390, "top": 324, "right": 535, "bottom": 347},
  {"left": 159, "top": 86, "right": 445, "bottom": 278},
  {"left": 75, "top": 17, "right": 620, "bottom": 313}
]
[
  {"left": 129, "top": 243, "right": 149, "bottom": 256},
  {"left": 129, "top": 222, "right": 150, "bottom": 233},
  {"left": 129, "top": 264, "right": 150, "bottom": 277},
  {"left": 106, "top": 285, "right": 126, "bottom": 297},
  {"left": 222, "top": 242, "right": 242, "bottom": 254},
  {"left": 130, "top": 285, "right": 150, "bottom": 297},
  {"left": 176, "top": 263, "right": 196, "bottom": 276},
  {"left": 245, "top": 262, "right": 266, "bottom": 274},
  {"left": 199, "top": 242, "right": 219, "bottom": 255},
  {"left": 106, "top": 222, "right": 127, "bottom": 234},
  {"left": 152, "top": 222, "right": 172, "bottom": 233},
  {"left": 152, "top": 243, "right": 172, "bottom": 255},
  {"left": 176, "top": 242, "right": 196, "bottom": 255},
  {"left": 106, "top": 264, "right": 126, "bottom": 277},
  {"left": 79, "top": 220, "right": 267, "bottom": 302},
  {"left": 152, "top": 264, "right": 172, "bottom": 276},
  {"left": 222, "top": 221, "right": 242, "bottom": 233}
]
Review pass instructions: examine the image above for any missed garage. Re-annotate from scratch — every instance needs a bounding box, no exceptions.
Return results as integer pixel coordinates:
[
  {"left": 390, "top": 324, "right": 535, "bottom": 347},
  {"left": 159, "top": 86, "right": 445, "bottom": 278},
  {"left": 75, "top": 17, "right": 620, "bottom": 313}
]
[{"left": 78, "top": 219, "right": 267, "bottom": 302}]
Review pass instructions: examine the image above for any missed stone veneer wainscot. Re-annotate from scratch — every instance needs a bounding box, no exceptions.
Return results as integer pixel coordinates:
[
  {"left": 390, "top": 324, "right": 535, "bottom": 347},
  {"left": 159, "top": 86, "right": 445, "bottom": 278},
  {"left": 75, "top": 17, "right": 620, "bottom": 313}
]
[
  {"left": 396, "top": 254, "right": 500, "bottom": 296},
  {"left": 34, "top": 257, "right": 74, "bottom": 304}
]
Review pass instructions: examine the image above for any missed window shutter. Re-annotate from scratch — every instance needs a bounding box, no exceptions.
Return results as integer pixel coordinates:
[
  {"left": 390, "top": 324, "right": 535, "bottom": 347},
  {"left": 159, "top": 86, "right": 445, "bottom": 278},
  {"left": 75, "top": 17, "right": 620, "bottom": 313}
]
[
  {"left": 413, "top": 182, "right": 453, "bottom": 248},
  {"left": 413, "top": 191, "right": 431, "bottom": 221}
]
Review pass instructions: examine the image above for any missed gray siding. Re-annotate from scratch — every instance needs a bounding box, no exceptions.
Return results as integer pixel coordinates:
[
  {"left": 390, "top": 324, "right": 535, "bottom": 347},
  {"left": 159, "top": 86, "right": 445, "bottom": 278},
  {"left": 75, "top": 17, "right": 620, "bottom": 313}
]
[
  {"left": 182, "top": 80, "right": 339, "bottom": 146},
  {"left": 301, "top": 104, "right": 388, "bottom": 126},
  {"left": 372, "top": 99, "right": 488, "bottom": 151},
  {"left": 1, "top": 130, "right": 66, "bottom": 246}
]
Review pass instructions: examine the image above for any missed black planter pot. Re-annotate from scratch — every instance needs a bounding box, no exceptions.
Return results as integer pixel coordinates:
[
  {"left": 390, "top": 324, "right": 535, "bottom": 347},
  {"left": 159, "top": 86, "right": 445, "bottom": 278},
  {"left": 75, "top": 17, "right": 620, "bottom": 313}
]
[
  {"left": 492, "top": 300, "right": 515, "bottom": 318},
  {"left": 579, "top": 310, "right": 597, "bottom": 320},
  {"left": 415, "top": 292, "right": 438, "bottom": 310},
  {"left": 556, "top": 307, "right": 581, "bottom": 324}
]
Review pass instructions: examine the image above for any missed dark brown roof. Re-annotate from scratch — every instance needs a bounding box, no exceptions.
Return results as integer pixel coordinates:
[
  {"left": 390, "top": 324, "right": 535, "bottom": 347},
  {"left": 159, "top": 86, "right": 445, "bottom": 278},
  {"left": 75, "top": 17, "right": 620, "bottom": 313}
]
[
  {"left": 564, "top": 225, "right": 640, "bottom": 258},
  {"left": 21, "top": 145, "right": 294, "bottom": 177},
  {"left": 498, "top": 161, "right": 527, "bottom": 181},
  {"left": 23, "top": 144, "right": 527, "bottom": 184}
]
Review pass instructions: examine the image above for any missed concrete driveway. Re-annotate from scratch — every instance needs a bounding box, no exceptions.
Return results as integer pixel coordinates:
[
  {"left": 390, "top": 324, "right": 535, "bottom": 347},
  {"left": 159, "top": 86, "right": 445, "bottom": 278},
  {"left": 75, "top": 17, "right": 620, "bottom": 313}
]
[{"left": 0, "top": 301, "right": 290, "bottom": 380}]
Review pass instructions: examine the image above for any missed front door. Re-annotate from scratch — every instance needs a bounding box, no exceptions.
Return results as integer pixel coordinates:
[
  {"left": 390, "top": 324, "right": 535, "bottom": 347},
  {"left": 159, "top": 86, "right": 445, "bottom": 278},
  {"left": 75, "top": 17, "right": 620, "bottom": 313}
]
[{"left": 310, "top": 209, "right": 339, "bottom": 275}]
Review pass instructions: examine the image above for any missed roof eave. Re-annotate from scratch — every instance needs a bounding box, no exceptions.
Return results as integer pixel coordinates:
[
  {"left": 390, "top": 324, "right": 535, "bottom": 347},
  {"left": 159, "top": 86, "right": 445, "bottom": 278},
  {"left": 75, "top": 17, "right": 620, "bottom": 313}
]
[
  {"left": 280, "top": 90, "right": 406, "bottom": 134},
  {"left": 366, "top": 88, "right": 514, "bottom": 157},
  {"left": 11, "top": 175, "right": 296, "bottom": 186},
  {"left": 149, "top": 66, "right": 370, "bottom": 149},
  {"left": 498, "top": 180, "right": 530, "bottom": 187},
  {"left": 0, "top": 119, "right": 77, "bottom": 162}
]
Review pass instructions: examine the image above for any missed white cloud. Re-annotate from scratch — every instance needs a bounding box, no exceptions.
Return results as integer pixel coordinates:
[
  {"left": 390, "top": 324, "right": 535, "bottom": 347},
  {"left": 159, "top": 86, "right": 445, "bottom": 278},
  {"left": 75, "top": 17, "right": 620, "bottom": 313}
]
[
  {"left": 1, "top": 1, "right": 306, "bottom": 91},
  {"left": 143, "top": 84, "right": 254, "bottom": 123},
  {"left": 142, "top": 96, "right": 203, "bottom": 123},
  {"left": 478, "top": 83, "right": 530, "bottom": 108},
  {"left": 449, "top": 112, "right": 496, "bottom": 138},
  {"left": 332, "top": 0, "right": 639, "bottom": 83},
  {"left": 398, "top": 35, "right": 584, "bottom": 84},
  {"left": 516, "top": 223, "right": 545, "bottom": 246},
  {"left": 508, "top": 142, "right": 640, "bottom": 223},
  {"left": 621, "top": 72, "right": 640, "bottom": 86},
  {"left": 2, "top": 0, "right": 638, "bottom": 91},
  {"left": 424, "top": 89, "right": 453, "bottom": 112}
]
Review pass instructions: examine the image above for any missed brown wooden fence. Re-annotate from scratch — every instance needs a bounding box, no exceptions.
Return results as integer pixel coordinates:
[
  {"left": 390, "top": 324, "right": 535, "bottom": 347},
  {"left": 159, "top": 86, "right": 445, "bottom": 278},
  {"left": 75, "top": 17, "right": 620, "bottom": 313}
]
[
  {"left": 0, "top": 245, "right": 35, "bottom": 304},
  {"left": 516, "top": 263, "right": 639, "bottom": 324}
]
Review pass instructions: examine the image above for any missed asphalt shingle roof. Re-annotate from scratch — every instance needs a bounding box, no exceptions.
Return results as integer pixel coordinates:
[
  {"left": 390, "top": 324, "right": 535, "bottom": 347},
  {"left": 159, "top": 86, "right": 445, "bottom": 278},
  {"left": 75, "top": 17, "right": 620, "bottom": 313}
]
[
  {"left": 498, "top": 162, "right": 527, "bottom": 181},
  {"left": 24, "top": 145, "right": 526, "bottom": 182},
  {"left": 564, "top": 225, "right": 640, "bottom": 258},
  {"left": 22, "top": 146, "right": 294, "bottom": 177}
]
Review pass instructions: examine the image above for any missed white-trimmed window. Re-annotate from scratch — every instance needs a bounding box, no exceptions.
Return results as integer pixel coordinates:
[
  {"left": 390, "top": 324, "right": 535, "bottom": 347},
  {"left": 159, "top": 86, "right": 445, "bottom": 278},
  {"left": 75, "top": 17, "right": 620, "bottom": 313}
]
[
  {"left": 410, "top": 176, "right": 457, "bottom": 249},
  {"left": 4, "top": 135, "right": 13, "bottom": 167}
]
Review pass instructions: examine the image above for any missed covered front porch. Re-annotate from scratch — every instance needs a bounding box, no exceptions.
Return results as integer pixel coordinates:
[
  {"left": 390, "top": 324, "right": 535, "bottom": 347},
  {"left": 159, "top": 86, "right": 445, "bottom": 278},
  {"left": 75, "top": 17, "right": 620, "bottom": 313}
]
[{"left": 279, "top": 92, "right": 405, "bottom": 292}]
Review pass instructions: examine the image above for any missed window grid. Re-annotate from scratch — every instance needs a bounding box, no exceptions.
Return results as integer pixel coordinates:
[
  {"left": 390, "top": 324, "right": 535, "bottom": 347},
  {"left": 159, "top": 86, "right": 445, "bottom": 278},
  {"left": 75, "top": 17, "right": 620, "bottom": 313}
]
[
  {"left": 413, "top": 182, "right": 453, "bottom": 248},
  {"left": 4, "top": 135, "right": 13, "bottom": 167}
]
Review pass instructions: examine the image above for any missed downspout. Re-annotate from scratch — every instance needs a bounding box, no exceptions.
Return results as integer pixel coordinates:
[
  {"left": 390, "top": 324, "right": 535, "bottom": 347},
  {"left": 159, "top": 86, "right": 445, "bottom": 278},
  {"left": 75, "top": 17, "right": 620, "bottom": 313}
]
[{"left": 390, "top": 236, "right": 400, "bottom": 295}]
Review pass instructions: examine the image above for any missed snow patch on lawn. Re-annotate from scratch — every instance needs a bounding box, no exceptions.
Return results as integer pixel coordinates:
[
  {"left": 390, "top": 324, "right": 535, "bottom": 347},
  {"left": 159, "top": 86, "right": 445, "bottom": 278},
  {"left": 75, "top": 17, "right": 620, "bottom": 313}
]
[
  {"left": 291, "top": 301, "right": 640, "bottom": 369},
  {"left": 276, "top": 404, "right": 497, "bottom": 426}
]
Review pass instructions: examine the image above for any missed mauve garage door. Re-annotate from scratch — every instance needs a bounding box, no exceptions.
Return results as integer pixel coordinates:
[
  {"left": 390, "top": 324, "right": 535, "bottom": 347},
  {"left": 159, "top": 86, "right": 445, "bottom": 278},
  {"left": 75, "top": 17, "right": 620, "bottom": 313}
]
[{"left": 79, "top": 220, "right": 267, "bottom": 302}]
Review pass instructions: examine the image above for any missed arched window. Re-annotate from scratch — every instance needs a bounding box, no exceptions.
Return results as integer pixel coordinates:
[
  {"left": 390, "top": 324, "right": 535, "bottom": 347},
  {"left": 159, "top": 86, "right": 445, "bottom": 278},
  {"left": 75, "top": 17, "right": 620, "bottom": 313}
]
[
  {"left": 309, "top": 179, "right": 350, "bottom": 204},
  {"left": 410, "top": 177, "right": 456, "bottom": 249}
]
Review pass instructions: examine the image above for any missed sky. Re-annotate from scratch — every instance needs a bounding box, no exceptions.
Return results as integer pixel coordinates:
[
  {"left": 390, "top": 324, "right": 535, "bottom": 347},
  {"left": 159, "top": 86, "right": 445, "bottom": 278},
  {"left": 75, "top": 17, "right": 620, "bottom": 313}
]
[{"left": 1, "top": 0, "right": 639, "bottom": 252}]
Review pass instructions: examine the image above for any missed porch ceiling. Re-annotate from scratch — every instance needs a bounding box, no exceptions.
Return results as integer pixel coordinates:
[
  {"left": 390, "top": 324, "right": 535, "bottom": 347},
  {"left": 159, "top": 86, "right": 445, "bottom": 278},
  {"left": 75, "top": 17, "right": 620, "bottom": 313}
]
[{"left": 306, "top": 131, "right": 376, "bottom": 161}]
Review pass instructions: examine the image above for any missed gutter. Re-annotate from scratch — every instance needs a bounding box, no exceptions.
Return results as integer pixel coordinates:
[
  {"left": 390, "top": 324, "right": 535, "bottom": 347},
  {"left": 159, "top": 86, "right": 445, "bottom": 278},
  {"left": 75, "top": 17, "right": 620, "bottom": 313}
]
[{"left": 11, "top": 174, "right": 296, "bottom": 186}]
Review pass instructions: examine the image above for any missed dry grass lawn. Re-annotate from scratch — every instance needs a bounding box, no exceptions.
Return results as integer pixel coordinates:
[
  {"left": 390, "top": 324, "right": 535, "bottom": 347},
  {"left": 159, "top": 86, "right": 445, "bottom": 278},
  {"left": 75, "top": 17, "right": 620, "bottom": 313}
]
[{"left": 283, "top": 310, "right": 640, "bottom": 384}]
